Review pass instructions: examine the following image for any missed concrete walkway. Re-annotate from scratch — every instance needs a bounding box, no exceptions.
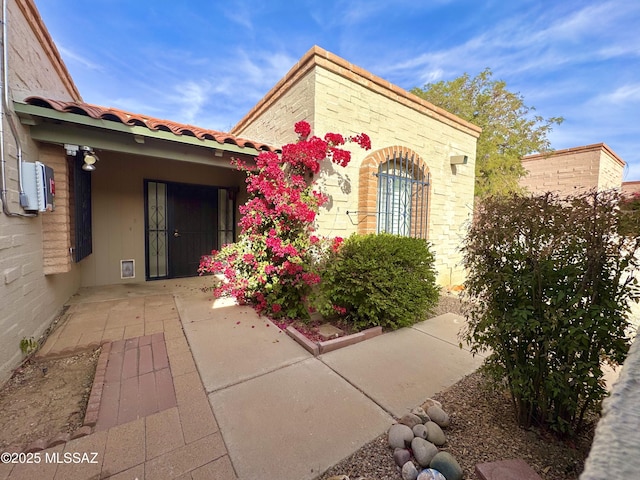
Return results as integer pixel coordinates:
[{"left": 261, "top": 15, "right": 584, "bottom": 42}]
[
  {"left": 178, "top": 286, "right": 483, "bottom": 480},
  {"left": 1, "top": 278, "right": 482, "bottom": 480}
]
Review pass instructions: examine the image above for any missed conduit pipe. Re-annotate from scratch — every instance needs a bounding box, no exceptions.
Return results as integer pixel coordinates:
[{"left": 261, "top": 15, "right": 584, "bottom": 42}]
[{"left": 0, "top": 0, "right": 35, "bottom": 217}]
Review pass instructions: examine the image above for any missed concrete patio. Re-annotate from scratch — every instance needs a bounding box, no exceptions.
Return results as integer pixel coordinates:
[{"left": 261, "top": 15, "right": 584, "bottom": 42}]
[{"left": 1, "top": 278, "right": 483, "bottom": 480}]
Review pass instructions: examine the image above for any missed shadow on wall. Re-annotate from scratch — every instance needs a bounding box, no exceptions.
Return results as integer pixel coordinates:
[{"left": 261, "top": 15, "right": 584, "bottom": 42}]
[{"left": 317, "top": 161, "right": 352, "bottom": 212}]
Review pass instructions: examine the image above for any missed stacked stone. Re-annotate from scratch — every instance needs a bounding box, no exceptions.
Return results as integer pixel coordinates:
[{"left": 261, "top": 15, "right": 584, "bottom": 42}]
[{"left": 388, "top": 399, "right": 463, "bottom": 480}]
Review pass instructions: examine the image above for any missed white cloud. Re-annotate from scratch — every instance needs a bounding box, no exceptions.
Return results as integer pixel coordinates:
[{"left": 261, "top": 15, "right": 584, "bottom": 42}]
[
  {"left": 169, "top": 80, "right": 212, "bottom": 125},
  {"left": 108, "top": 97, "right": 164, "bottom": 116},
  {"left": 223, "top": 4, "right": 254, "bottom": 30},
  {"left": 597, "top": 84, "right": 640, "bottom": 104},
  {"left": 58, "top": 45, "right": 103, "bottom": 71},
  {"left": 374, "top": 0, "right": 640, "bottom": 88},
  {"left": 226, "top": 48, "right": 297, "bottom": 95}
]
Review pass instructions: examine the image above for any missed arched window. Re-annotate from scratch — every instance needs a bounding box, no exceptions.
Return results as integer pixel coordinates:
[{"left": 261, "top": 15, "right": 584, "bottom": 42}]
[{"left": 376, "top": 151, "right": 429, "bottom": 238}]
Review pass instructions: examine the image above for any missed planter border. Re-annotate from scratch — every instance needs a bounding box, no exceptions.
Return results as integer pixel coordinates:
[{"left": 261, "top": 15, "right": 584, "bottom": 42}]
[{"left": 285, "top": 325, "right": 382, "bottom": 356}]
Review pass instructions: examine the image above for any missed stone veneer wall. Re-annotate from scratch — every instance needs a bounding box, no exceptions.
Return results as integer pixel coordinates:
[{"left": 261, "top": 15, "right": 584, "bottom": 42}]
[
  {"left": 520, "top": 144, "right": 624, "bottom": 195},
  {"left": 233, "top": 47, "right": 480, "bottom": 286},
  {"left": 0, "top": 0, "right": 82, "bottom": 384}
]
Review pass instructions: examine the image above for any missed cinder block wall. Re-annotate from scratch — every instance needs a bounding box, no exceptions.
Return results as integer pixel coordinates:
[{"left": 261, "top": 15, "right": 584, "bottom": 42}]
[
  {"left": 313, "top": 68, "right": 477, "bottom": 286},
  {"left": 521, "top": 144, "right": 624, "bottom": 195},
  {"left": 0, "top": 0, "right": 82, "bottom": 384},
  {"left": 233, "top": 47, "right": 480, "bottom": 286},
  {"left": 234, "top": 67, "right": 316, "bottom": 147},
  {"left": 622, "top": 181, "right": 640, "bottom": 196}
]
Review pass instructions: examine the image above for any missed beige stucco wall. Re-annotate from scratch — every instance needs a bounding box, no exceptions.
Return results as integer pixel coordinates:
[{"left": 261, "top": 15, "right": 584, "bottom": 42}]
[
  {"left": 521, "top": 144, "right": 624, "bottom": 195},
  {"left": 80, "top": 152, "right": 246, "bottom": 287},
  {"left": 234, "top": 56, "right": 478, "bottom": 286},
  {"left": 0, "top": 0, "right": 82, "bottom": 383}
]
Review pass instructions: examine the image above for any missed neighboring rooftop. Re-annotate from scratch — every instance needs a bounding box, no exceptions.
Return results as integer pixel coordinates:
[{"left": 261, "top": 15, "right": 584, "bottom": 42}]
[{"left": 522, "top": 143, "right": 626, "bottom": 167}]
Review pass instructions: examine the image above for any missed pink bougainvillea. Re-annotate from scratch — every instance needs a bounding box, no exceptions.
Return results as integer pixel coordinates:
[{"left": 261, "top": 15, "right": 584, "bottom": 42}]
[{"left": 199, "top": 121, "right": 370, "bottom": 319}]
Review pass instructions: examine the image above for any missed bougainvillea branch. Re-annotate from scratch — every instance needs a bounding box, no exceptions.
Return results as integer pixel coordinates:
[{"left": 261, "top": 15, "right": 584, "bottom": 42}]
[{"left": 199, "top": 121, "right": 371, "bottom": 319}]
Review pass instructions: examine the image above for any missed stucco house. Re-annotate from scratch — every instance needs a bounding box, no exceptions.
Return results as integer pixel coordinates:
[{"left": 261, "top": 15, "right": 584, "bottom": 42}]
[{"left": 0, "top": 0, "right": 479, "bottom": 383}]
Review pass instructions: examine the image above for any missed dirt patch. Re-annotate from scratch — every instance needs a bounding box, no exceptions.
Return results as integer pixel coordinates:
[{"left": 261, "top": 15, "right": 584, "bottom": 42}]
[{"left": 0, "top": 349, "right": 99, "bottom": 451}]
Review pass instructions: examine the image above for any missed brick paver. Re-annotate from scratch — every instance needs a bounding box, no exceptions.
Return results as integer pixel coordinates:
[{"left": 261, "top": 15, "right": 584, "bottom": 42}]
[
  {"left": 4, "top": 291, "right": 238, "bottom": 480},
  {"left": 95, "top": 333, "right": 177, "bottom": 431}
]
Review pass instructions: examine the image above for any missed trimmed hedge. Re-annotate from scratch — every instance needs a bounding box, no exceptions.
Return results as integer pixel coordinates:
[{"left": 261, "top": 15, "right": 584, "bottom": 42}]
[{"left": 319, "top": 233, "right": 439, "bottom": 330}]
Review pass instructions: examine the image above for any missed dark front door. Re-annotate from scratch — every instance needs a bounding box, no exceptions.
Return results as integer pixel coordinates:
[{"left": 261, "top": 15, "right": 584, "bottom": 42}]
[
  {"left": 145, "top": 180, "right": 235, "bottom": 280},
  {"left": 167, "top": 183, "right": 218, "bottom": 278}
]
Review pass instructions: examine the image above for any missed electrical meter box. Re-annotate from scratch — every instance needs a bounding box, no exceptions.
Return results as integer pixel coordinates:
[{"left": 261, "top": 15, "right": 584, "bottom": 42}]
[{"left": 22, "top": 162, "right": 55, "bottom": 212}]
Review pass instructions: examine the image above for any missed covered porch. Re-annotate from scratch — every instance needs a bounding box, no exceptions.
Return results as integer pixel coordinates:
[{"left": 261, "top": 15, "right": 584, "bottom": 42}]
[{"left": 15, "top": 97, "right": 274, "bottom": 287}]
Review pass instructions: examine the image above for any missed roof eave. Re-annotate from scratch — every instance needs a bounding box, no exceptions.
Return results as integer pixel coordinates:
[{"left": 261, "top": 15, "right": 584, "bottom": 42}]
[{"left": 14, "top": 101, "right": 265, "bottom": 157}]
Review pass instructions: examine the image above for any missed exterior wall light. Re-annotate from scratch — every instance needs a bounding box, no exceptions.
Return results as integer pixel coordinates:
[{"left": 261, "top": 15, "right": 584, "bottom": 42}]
[
  {"left": 450, "top": 155, "right": 468, "bottom": 165},
  {"left": 81, "top": 146, "right": 99, "bottom": 171}
]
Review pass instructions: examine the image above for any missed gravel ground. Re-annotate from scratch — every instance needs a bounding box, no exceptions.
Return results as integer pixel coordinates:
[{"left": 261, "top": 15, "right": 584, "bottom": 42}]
[{"left": 318, "top": 292, "right": 595, "bottom": 480}]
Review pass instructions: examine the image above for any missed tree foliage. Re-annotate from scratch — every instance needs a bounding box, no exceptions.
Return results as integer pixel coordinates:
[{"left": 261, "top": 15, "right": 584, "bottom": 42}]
[
  {"left": 411, "top": 68, "right": 563, "bottom": 198},
  {"left": 461, "top": 190, "right": 640, "bottom": 436}
]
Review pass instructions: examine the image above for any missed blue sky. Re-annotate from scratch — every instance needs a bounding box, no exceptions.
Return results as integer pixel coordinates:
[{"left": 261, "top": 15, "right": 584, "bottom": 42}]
[{"left": 36, "top": 0, "right": 640, "bottom": 180}]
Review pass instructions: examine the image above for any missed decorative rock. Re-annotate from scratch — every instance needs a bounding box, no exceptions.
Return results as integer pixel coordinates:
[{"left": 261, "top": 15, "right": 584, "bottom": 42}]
[
  {"left": 413, "top": 423, "right": 429, "bottom": 440},
  {"left": 430, "top": 452, "right": 463, "bottom": 480},
  {"left": 421, "top": 398, "right": 442, "bottom": 411},
  {"left": 402, "top": 461, "right": 419, "bottom": 480},
  {"left": 388, "top": 423, "right": 414, "bottom": 448},
  {"left": 394, "top": 448, "right": 412, "bottom": 467},
  {"left": 425, "top": 421, "right": 447, "bottom": 446},
  {"left": 399, "top": 413, "right": 423, "bottom": 429},
  {"left": 417, "top": 469, "right": 447, "bottom": 480},
  {"left": 411, "top": 406, "right": 431, "bottom": 423},
  {"left": 327, "top": 476, "right": 350, "bottom": 480},
  {"left": 411, "top": 437, "right": 438, "bottom": 467},
  {"left": 318, "top": 323, "right": 344, "bottom": 340},
  {"left": 426, "top": 405, "right": 450, "bottom": 428}
]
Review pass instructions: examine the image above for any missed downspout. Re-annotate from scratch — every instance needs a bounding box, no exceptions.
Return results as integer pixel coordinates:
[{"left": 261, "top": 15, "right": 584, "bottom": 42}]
[{"left": 0, "top": 0, "right": 35, "bottom": 217}]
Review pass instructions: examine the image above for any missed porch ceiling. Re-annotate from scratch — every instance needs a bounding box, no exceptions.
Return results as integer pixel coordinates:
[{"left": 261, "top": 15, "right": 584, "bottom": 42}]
[{"left": 14, "top": 97, "right": 278, "bottom": 167}]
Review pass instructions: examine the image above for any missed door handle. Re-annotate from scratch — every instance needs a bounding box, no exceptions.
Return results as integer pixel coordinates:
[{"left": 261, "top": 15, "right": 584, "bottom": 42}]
[{"left": 173, "top": 229, "right": 181, "bottom": 237}]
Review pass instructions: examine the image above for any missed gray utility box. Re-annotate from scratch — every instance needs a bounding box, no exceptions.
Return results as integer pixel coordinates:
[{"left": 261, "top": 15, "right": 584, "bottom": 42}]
[{"left": 22, "top": 161, "right": 55, "bottom": 212}]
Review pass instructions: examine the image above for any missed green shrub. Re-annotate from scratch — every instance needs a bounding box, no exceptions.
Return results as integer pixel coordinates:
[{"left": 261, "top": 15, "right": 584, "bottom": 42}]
[
  {"left": 461, "top": 190, "right": 640, "bottom": 436},
  {"left": 319, "top": 233, "right": 439, "bottom": 330}
]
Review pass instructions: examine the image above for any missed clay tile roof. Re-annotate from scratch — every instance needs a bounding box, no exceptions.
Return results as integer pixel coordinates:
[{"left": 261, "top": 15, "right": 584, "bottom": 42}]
[{"left": 25, "top": 96, "right": 277, "bottom": 152}]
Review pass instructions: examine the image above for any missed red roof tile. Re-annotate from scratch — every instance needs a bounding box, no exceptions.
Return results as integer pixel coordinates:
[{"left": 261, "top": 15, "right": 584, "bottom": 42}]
[{"left": 25, "top": 96, "right": 277, "bottom": 152}]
